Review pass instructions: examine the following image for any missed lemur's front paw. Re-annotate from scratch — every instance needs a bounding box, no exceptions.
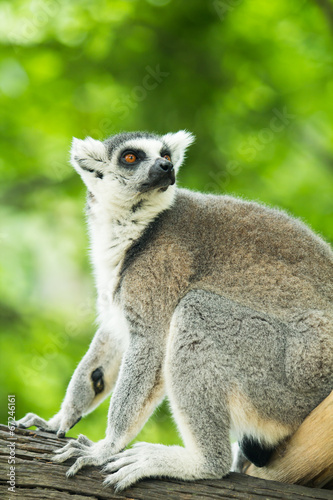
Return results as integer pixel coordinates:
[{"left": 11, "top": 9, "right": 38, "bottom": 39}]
[
  {"left": 15, "top": 410, "right": 81, "bottom": 438},
  {"left": 53, "top": 436, "right": 113, "bottom": 476},
  {"left": 15, "top": 412, "right": 61, "bottom": 434}
]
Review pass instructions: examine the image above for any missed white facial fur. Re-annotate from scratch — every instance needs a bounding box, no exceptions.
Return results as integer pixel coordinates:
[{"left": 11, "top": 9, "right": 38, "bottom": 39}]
[
  {"left": 69, "top": 130, "right": 195, "bottom": 317},
  {"left": 70, "top": 130, "right": 195, "bottom": 210}
]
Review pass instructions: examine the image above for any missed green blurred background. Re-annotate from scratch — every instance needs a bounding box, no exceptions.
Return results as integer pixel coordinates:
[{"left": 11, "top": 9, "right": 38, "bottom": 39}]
[{"left": 1, "top": 0, "right": 333, "bottom": 445}]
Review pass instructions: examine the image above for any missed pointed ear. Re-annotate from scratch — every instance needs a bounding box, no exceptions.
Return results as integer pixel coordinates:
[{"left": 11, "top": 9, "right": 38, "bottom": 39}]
[
  {"left": 70, "top": 137, "right": 108, "bottom": 183},
  {"left": 162, "top": 130, "right": 195, "bottom": 169}
]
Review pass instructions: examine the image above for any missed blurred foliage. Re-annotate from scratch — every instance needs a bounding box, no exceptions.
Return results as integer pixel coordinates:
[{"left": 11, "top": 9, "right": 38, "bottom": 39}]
[{"left": 0, "top": 0, "right": 333, "bottom": 444}]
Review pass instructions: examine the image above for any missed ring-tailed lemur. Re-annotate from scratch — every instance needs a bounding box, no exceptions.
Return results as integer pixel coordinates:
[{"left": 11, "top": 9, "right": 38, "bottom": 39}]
[{"left": 16, "top": 130, "right": 333, "bottom": 491}]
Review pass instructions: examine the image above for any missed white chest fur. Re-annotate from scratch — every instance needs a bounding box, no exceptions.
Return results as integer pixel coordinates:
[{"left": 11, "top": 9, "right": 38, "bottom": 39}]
[
  {"left": 88, "top": 205, "right": 143, "bottom": 314},
  {"left": 86, "top": 188, "right": 176, "bottom": 324}
]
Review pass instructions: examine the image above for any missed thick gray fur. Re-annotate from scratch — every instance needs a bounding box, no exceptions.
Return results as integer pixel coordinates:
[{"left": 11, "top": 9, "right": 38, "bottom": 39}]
[{"left": 16, "top": 130, "right": 333, "bottom": 491}]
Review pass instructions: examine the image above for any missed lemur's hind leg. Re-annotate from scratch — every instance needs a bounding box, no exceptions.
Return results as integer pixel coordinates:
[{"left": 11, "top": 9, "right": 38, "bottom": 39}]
[
  {"left": 103, "top": 292, "right": 233, "bottom": 491},
  {"left": 16, "top": 327, "right": 125, "bottom": 437}
]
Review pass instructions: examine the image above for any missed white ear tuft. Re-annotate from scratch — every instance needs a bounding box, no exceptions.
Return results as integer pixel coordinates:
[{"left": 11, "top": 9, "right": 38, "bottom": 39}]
[
  {"left": 162, "top": 130, "right": 195, "bottom": 169},
  {"left": 69, "top": 137, "right": 109, "bottom": 189},
  {"left": 162, "top": 130, "right": 195, "bottom": 151},
  {"left": 70, "top": 137, "right": 108, "bottom": 168}
]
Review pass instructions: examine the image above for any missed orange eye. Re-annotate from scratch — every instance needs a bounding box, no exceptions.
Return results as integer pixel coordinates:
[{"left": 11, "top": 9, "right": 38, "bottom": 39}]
[
  {"left": 163, "top": 154, "right": 171, "bottom": 162},
  {"left": 124, "top": 153, "right": 137, "bottom": 163}
]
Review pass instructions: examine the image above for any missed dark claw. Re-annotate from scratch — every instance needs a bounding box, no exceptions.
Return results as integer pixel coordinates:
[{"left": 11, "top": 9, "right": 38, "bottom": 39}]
[{"left": 69, "top": 417, "right": 82, "bottom": 430}]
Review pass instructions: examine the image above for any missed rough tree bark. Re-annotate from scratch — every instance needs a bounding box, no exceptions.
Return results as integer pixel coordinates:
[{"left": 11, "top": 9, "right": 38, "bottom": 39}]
[{"left": 0, "top": 421, "right": 332, "bottom": 500}]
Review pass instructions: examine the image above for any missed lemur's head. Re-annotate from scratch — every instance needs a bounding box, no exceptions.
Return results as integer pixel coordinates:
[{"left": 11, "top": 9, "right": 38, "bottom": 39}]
[{"left": 70, "top": 130, "right": 194, "bottom": 208}]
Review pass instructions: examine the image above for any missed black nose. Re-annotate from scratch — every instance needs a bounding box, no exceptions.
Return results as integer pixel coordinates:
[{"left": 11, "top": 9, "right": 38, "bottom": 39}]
[
  {"left": 155, "top": 157, "right": 173, "bottom": 172},
  {"left": 149, "top": 158, "right": 174, "bottom": 180},
  {"left": 145, "top": 157, "right": 175, "bottom": 191}
]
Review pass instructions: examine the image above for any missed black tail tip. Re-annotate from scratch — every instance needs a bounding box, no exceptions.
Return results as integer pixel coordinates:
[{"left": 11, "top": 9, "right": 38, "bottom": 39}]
[{"left": 239, "top": 435, "right": 275, "bottom": 468}]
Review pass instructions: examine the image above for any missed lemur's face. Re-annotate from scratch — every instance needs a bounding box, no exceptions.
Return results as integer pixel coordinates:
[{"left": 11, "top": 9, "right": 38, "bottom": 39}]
[{"left": 70, "top": 131, "right": 194, "bottom": 206}]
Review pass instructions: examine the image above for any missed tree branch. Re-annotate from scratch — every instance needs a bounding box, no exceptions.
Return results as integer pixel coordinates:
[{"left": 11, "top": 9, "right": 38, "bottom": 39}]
[{"left": 1, "top": 423, "right": 332, "bottom": 499}]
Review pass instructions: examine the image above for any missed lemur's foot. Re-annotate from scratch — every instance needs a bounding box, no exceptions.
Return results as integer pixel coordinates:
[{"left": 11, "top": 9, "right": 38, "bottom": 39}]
[
  {"left": 102, "top": 442, "right": 213, "bottom": 491},
  {"left": 15, "top": 411, "right": 81, "bottom": 438},
  {"left": 103, "top": 443, "right": 161, "bottom": 490},
  {"left": 53, "top": 436, "right": 114, "bottom": 476}
]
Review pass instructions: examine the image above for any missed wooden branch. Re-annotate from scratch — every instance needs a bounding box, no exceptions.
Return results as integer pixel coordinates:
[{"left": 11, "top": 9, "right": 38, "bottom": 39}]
[
  {"left": 245, "top": 391, "right": 333, "bottom": 489},
  {"left": 1, "top": 424, "right": 332, "bottom": 499}
]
